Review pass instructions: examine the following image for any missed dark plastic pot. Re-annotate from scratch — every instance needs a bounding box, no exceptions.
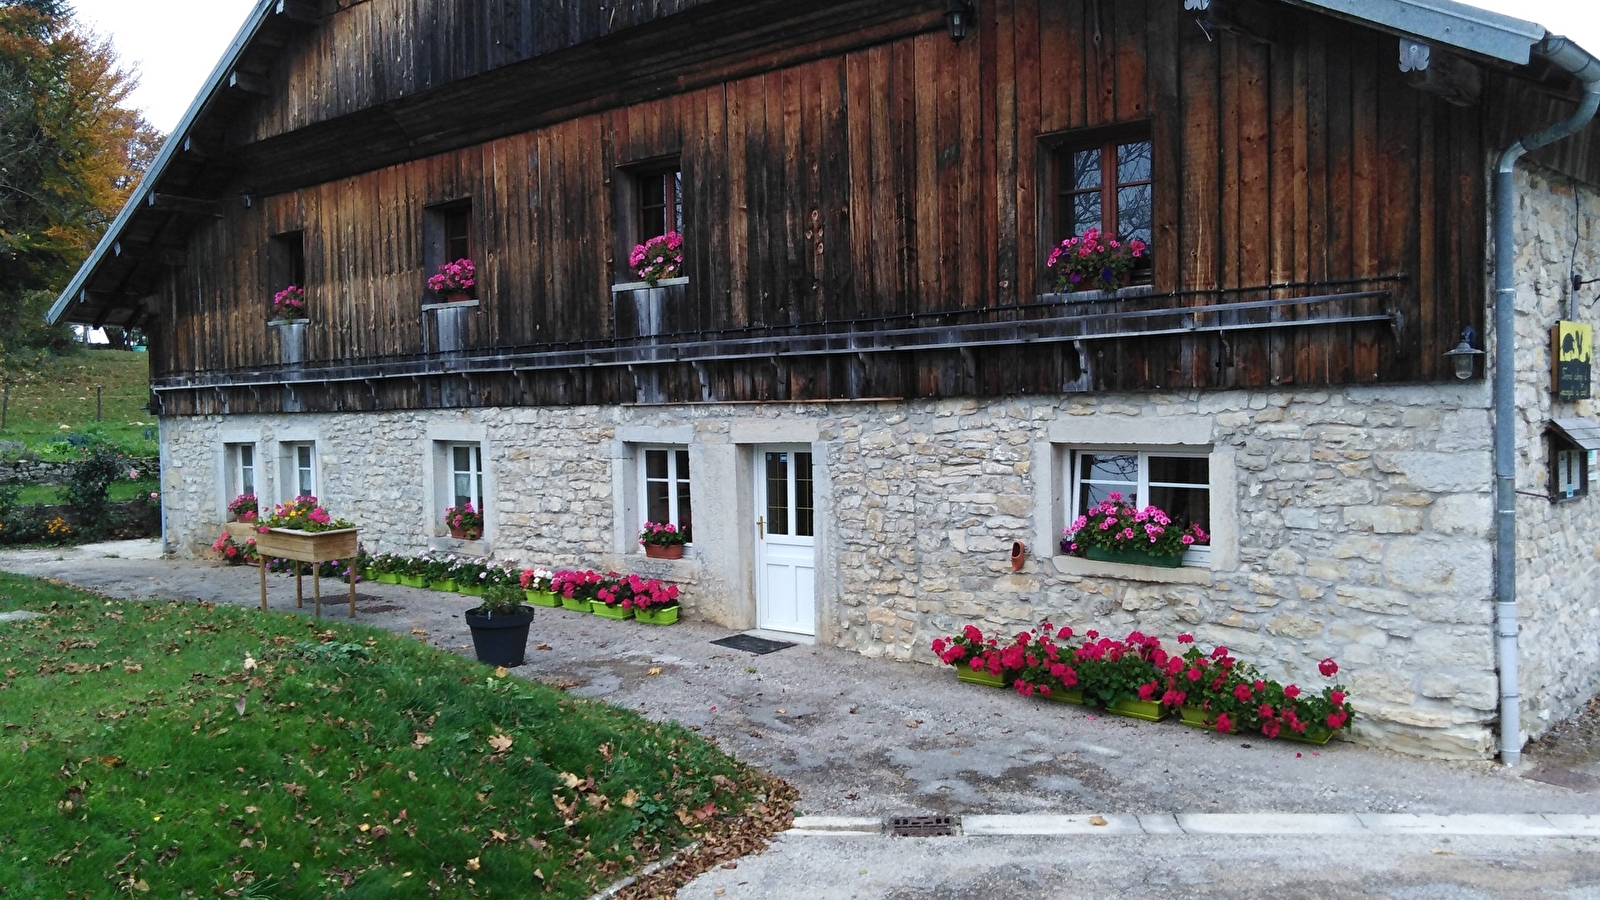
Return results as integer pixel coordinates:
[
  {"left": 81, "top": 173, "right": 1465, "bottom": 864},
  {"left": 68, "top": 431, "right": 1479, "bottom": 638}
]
[{"left": 464, "top": 606, "right": 534, "bottom": 667}]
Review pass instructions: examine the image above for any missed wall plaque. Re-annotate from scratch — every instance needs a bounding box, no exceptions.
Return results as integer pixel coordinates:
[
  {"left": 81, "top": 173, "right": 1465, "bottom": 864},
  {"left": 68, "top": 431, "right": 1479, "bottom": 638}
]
[{"left": 1552, "top": 321, "right": 1592, "bottom": 401}]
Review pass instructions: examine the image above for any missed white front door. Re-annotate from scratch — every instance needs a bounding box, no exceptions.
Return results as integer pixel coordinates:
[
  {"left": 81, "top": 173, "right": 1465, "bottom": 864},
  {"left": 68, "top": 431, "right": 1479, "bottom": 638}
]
[{"left": 755, "top": 445, "right": 817, "bottom": 635}]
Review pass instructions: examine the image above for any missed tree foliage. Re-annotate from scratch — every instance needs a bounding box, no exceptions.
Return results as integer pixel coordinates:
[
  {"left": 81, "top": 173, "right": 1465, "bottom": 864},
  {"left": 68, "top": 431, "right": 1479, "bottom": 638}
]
[{"left": 0, "top": 0, "right": 161, "bottom": 365}]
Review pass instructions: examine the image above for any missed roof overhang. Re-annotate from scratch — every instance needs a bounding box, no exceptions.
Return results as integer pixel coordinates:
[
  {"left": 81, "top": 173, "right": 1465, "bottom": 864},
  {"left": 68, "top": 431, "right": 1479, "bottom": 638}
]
[
  {"left": 1549, "top": 417, "right": 1600, "bottom": 452},
  {"left": 1284, "top": 0, "right": 1547, "bottom": 64}
]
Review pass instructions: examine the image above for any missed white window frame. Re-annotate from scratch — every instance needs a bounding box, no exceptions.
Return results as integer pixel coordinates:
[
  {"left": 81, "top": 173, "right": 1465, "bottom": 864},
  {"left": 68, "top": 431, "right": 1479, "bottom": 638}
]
[
  {"left": 637, "top": 445, "right": 692, "bottom": 543},
  {"left": 283, "top": 441, "right": 317, "bottom": 501},
  {"left": 447, "top": 442, "right": 485, "bottom": 513},
  {"left": 1066, "top": 446, "right": 1212, "bottom": 567},
  {"left": 224, "top": 442, "right": 258, "bottom": 500}
]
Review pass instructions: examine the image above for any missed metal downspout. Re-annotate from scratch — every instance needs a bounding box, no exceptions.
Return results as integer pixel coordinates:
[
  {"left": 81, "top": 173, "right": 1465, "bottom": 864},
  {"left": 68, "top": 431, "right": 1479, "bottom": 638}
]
[{"left": 1493, "top": 36, "right": 1600, "bottom": 766}]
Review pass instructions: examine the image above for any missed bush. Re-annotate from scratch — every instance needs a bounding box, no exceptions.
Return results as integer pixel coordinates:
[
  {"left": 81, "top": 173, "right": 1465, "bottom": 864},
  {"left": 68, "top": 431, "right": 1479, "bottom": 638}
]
[{"left": 62, "top": 442, "right": 125, "bottom": 536}]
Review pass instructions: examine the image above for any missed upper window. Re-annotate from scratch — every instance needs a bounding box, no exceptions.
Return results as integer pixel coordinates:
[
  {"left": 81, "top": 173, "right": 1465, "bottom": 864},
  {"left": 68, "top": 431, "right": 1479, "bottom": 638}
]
[
  {"left": 423, "top": 200, "right": 474, "bottom": 301},
  {"left": 450, "top": 443, "right": 485, "bottom": 512},
  {"left": 639, "top": 447, "right": 692, "bottom": 542},
  {"left": 1068, "top": 448, "right": 1209, "bottom": 565},
  {"left": 637, "top": 166, "right": 683, "bottom": 242},
  {"left": 269, "top": 231, "right": 306, "bottom": 294},
  {"left": 1054, "top": 132, "right": 1153, "bottom": 271}
]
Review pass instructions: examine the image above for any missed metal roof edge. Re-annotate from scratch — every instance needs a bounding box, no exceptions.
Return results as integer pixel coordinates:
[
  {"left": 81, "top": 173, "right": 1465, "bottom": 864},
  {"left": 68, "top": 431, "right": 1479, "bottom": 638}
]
[
  {"left": 1550, "top": 417, "right": 1600, "bottom": 452},
  {"left": 47, "top": 0, "right": 281, "bottom": 325},
  {"left": 1285, "top": 0, "right": 1547, "bottom": 64}
]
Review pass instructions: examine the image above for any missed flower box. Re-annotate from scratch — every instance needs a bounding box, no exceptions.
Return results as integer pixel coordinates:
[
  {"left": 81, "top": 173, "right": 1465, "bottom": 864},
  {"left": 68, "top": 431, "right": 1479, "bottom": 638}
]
[
  {"left": 458, "top": 584, "right": 484, "bottom": 597},
  {"left": 399, "top": 574, "right": 427, "bottom": 588},
  {"left": 1084, "top": 546, "right": 1183, "bottom": 568},
  {"left": 1046, "top": 688, "right": 1086, "bottom": 705},
  {"left": 253, "top": 527, "right": 358, "bottom": 564},
  {"left": 560, "top": 596, "right": 590, "bottom": 613},
  {"left": 1179, "top": 705, "right": 1222, "bottom": 731},
  {"left": 957, "top": 667, "right": 1005, "bottom": 688},
  {"left": 1278, "top": 728, "right": 1334, "bottom": 746},
  {"left": 590, "top": 601, "right": 634, "bottom": 620},
  {"left": 644, "top": 543, "right": 684, "bottom": 560},
  {"left": 524, "top": 589, "right": 560, "bottom": 608},
  {"left": 428, "top": 579, "right": 457, "bottom": 592},
  {"left": 375, "top": 572, "right": 400, "bottom": 585},
  {"left": 223, "top": 520, "right": 259, "bottom": 540},
  {"left": 1107, "top": 698, "right": 1167, "bottom": 722},
  {"left": 634, "top": 605, "right": 680, "bottom": 625}
]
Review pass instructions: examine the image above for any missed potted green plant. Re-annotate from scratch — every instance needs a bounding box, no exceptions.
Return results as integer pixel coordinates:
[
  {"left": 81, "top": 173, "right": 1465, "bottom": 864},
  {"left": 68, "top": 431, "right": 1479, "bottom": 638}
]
[
  {"left": 1060, "top": 493, "right": 1207, "bottom": 568},
  {"left": 225, "top": 493, "right": 259, "bottom": 539},
  {"left": 445, "top": 503, "right": 483, "bottom": 541},
  {"left": 932, "top": 624, "right": 1012, "bottom": 688},
  {"left": 1045, "top": 228, "right": 1145, "bottom": 293},
  {"left": 271, "top": 285, "right": 307, "bottom": 321},
  {"left": 638, "top": 521, "right": 687, "bottom": 559},
  {"left": 591, "top": 573, "right": 634, "bottom": 620},
  {"left": 422, "top": 553, "right": 458, "bottom": 592},
  {"left": 453, "top": 557, "right": 488, "bottom": 596},
  {"left": 629, "top": 232, "right": 684, "bottom": 286},
  {"left": 520, "top": 567, "right": 559, "bottom": 607},
  {"left": 396, "top": 554, "right": 429, "bottom": 588},
  {"left": 465, "top": 582, "right": 534, "bottom": 667},
  {"left": 552, "top": 569, "right": 602, "bottom": 612},
  {"left": 630, "top": 577, "right": 682, "bottom": 626},
  {"left": 367, "top": 552, "right": 402, "bottom": 584}
]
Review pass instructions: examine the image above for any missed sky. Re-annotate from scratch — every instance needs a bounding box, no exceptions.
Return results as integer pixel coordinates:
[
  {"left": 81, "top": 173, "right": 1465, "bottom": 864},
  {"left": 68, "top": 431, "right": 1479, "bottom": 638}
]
[{"left": 68, "top": 0, "right": 1600, "bottom": 135}]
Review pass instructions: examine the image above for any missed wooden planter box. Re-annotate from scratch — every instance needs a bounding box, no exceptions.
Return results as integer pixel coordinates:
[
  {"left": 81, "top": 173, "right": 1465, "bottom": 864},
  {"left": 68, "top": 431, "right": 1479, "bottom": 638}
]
[
  {"left": 255, "top": 527, "right": 360, "bottom": 618},
  {"left": 223, "top": 520, "right": 259, "bottom": 540}
]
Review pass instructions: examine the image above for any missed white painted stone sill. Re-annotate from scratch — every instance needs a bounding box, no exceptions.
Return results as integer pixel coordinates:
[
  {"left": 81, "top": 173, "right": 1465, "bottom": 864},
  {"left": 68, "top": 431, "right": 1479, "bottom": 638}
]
[
  {"left": 268, "top": 318, "right": 310, "bottom": 327},
  {"left": 611, "top": 277, "right": 689, "bottom": 293},
  {"left": 421, "top": 299, "right": 481, "bottom": 312},
  {"left": 429, "top": 535, "right": 490, "bottom": 556},
  {"left": 1051, "top": 554, "right": 1213, "bottom": 586}
]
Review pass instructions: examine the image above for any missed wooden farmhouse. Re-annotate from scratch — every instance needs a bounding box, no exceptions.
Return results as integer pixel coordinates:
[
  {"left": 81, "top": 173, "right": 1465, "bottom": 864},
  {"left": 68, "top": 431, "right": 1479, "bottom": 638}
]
[{"left": 54, "top": 0, "right": 1600, "bottom": 761}]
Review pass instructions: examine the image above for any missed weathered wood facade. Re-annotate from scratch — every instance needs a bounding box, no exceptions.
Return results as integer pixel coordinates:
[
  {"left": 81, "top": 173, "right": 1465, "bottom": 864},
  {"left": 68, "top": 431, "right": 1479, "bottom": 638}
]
[{"left": 62, "top": 0, "right": 1600, "bottom": 414}]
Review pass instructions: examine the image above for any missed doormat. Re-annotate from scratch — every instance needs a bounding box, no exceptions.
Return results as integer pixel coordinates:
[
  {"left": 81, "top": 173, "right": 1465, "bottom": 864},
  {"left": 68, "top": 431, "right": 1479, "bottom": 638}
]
[{"left": 711, "top": 634, "right": 795, "bottom": 655}]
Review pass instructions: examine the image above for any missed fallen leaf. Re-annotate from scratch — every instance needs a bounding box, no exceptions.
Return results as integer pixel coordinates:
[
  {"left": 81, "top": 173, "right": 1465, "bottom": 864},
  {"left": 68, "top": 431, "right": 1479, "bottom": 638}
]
[
  {"left": 493, "top": 667, "right": 508, "bottom": 678},
  {"left": 489, "top": 829, "right": 509, "bottom": 842},
  {"left": 412, "top": 733, "right": 433, "bottom": 750},
  {"left": 123, "top": 664, "right": 142, "bottom": 674},
  {"left": 776, "top": 708, "right": 786, "bottom": 715},
  {"left": 243, "top": 655, "right": 257, "bottom": 672},
  {"left": 905, "top": 720, "right": 921, "bottom": 729},
  {"left": 533, "top": 868, "right": 545, "bottom": 880},
  {"left": 488, "top": 734, "right": 513, "bottom": 753},
  {"left": 537, "top": 644, "right": 552, "bottom": 651},
  {"left": 465, "top": 857, "right": 481, "bottom": 872},
  {"left": 235, "top": 694, "right": 247, "bottom": 717},
  {"left": 561, "top": 772, "right": 582, "bottom": 789},
  {"left": 620, "top": 789, "right": 639, "bottom": 808},
  {"left": 1089, "top": 816, "right": 1108, "bottom": 827},
  {"left": 411, "top": 629, "right": 428, "bottom": 636},
  {"left": 647, "top": 667, "right": 662, "bottom": 676}
]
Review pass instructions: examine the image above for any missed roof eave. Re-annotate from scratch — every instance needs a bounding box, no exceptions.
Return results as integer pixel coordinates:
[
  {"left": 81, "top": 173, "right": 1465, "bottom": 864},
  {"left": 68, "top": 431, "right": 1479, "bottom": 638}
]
[
  {"left": 47, "top": 0, "right": 280, "bottom": 326},
  {"left": 1280, "top": 0, "right": 1548, "bottom": 65}
]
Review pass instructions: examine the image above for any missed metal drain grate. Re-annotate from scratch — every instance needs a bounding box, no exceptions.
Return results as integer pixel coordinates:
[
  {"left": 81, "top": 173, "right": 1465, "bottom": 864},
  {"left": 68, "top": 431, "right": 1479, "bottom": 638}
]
[{"left": 887, "top": 814, "right": 959, "bottom": 837}]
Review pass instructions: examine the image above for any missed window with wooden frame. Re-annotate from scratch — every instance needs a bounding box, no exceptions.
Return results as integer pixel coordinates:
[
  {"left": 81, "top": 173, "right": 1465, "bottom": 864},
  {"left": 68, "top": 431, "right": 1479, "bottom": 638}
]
[
  {"left": 638, "top": 446, "right": 692, "bottom": 543},
  {"left": 1050, "top": 128, "right": 1154, "bottom": 279},
  {"left": 637, "top": 166, "right": 683, "bottom": 242},
  {"left": 422, "top": 200, "right": 474, "bottom": 301},
  {"left": 268, "top": 231, "right": 305, "bottom": 294},
  {"left": 1066, "top": 448, "right": 1210, "bottom": 566}
]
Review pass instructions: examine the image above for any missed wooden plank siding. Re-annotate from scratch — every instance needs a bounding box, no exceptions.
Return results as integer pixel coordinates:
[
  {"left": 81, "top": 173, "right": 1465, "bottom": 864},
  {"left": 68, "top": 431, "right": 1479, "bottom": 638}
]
[{"left": 154, "top": 0, "right": 1506, "bottom": 415}]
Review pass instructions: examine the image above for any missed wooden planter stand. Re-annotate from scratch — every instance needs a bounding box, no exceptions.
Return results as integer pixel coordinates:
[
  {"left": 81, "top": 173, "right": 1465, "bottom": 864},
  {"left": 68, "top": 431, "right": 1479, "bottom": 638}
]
[{"left": 254, "top": 527, "right": 360, "bottom": 618}]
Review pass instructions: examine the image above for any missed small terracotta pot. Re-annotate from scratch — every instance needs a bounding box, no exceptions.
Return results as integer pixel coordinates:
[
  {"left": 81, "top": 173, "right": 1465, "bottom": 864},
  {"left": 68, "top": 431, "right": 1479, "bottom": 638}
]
[
  {"left": 449, "top": 526, "right": 482, "bottom": 541},
  {"left": 644, "top": 543, "right": 684, "bottom": 560},
  {"left": 445, "top": 291, "right": 473, "bottom": 303}
]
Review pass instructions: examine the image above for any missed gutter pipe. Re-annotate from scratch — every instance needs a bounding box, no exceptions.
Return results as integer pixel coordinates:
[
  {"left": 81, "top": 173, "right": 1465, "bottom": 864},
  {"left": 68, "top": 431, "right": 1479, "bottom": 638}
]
[{"left": 1493, "top": 35, "right": 1600, "bottom": 767}]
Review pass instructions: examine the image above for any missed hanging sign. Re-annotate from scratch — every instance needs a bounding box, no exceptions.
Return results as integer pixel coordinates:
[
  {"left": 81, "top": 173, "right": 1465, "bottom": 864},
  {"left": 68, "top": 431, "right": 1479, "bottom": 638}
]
[{"left": 1552, "top": 321, "right": 1593, "bottom": 400}]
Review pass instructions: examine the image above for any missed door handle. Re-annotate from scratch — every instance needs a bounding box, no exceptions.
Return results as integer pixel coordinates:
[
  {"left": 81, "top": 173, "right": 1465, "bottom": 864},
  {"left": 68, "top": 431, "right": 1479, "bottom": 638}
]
[{"left": 758, "top": 516, "right": 765, "bottom": 539}]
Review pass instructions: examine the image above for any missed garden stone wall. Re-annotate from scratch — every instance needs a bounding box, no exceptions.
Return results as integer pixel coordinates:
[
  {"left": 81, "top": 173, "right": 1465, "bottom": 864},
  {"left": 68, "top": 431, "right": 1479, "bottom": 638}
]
[
  {"left": 161, "top": 384, "right": 1503, "bottom": 760},
  {"left": 1504, "top": 164, "right": 1600, "bottom": 745},
  {"left": 0, "top": 457, "right": 159, "bottom": 486}
]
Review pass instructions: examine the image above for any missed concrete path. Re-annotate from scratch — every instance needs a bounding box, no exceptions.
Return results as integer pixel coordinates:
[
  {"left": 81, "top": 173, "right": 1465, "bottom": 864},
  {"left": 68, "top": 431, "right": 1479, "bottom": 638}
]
[{"left": 3, "top": 542, "right": 1598, "bottom": 897}]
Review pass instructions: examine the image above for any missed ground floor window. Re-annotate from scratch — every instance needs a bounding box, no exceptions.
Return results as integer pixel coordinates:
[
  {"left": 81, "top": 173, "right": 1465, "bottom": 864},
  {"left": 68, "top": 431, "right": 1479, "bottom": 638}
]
[
  {"left": 225, "top": 443, "right": 257, "bottom": 500},
  {"left": 1068, "top": 448, "right": 1211, "bottom": 565},
  {"left": 639, "top": 446, "right": 692, "bottom": 542},
  {"left": 450, "top": 443, "right": 485, "bottom": 511},
  {"left": 282, "top": 442, "right": 316, "bottom": 500}
]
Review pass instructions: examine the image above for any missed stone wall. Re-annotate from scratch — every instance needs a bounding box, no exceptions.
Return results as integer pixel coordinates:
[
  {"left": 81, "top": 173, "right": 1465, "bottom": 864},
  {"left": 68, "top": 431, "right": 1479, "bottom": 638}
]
[
  {"left": 161, "top": 382, "right": 1503, "bottom": 759},
  {"left": 0, "top": 457, "right": 159, "bottom": 486},
  {"left": 1505, "top": 164, "right": 1600, "bottom": 743}
]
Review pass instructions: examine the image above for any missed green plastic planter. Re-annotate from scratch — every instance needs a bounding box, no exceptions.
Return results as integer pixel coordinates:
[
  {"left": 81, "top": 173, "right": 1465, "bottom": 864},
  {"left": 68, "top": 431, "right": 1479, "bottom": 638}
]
[
  {"left": 560, "top": 596, "right": 590, "bottom": 613},
  {"left": 525, "top": 590, "right": 560, "bottom": 608},
  {"left": 1179, "top": 705, "right": 1229, "bottom": 732},
  {"left": 634, "top": 605, "right": 680, "bottom": 625},
  {"left": 428, "top": 579, "right": 457, "bottom": 592},
  {"left": 1046, "top": 688, "right": 1085, "bottom": 705},
  {"left": 1278, "top": 727, "right": 1335, "bottom": 746},
  {"left": 399, "top": 574, "right": 427, "bottom": 588},
  {"left": 375, "top": 572, "right": 400, "bottom": 585},
  {"left": 1084, "top": 546, "right": 1183, "bottom": 568},
  {"left": 590, "top": 601, "right": 634, "bottom": 620},
  {"left": 1107, "top": 698, "right": 1167, "bottom": 722},
  {"left": 458, "top": 584, "right": 484, "bottom": 597},
  {"left": 956, "top": 667, "right": 1004, "bottom": 688}
]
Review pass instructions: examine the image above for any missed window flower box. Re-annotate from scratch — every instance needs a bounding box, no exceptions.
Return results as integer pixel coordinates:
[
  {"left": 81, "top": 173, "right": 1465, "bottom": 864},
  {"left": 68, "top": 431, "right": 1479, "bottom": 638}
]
[
  {"left": 590, "top": 600, "right": 634, "bottom": 620},
  {"left": 634, "top": 604, "right": 679, "bottom": 626},
  {"left": 1083, "top": 545, "right": 1182, "bottom": 568}
]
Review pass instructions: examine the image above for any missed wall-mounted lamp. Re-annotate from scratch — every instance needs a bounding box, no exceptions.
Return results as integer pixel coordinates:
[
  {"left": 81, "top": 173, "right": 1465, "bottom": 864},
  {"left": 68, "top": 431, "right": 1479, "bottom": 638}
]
[
  {"left": 945, "top": 0, "right": 975, "bottom": 43},
  {"left": 239, "top": 187, "right": 256, "bottom": 209},
  {"left": 1443, "top": 326, "right": 1486, "bottom": 380}
]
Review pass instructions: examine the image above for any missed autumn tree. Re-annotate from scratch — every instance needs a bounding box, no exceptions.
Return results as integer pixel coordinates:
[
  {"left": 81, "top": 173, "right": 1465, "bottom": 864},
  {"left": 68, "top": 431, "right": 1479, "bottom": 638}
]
[{"left": 0, "top": 0, "right": 161, "bottom": 362}]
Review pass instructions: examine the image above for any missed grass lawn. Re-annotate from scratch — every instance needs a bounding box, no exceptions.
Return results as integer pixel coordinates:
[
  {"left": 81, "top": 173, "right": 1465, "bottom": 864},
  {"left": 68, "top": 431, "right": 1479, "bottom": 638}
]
[
  {"left": 0, "top": 576, "right": 788, "bottom": 898},
  {"left": 10, "top": 482, "right": 156, "bottom": 506},
  {"left": 1, "top": 350, "right": 157, "bottom": 458}
]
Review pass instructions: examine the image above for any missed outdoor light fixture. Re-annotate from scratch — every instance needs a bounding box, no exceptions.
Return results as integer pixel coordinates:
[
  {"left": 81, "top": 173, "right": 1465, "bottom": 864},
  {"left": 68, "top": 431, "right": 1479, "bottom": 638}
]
[
  {"left": 1443, "top": 326, "right": 1486, "bottom": 380},
  {"left": 945, "top": 0, "right": 975, "bottom": 42}
]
